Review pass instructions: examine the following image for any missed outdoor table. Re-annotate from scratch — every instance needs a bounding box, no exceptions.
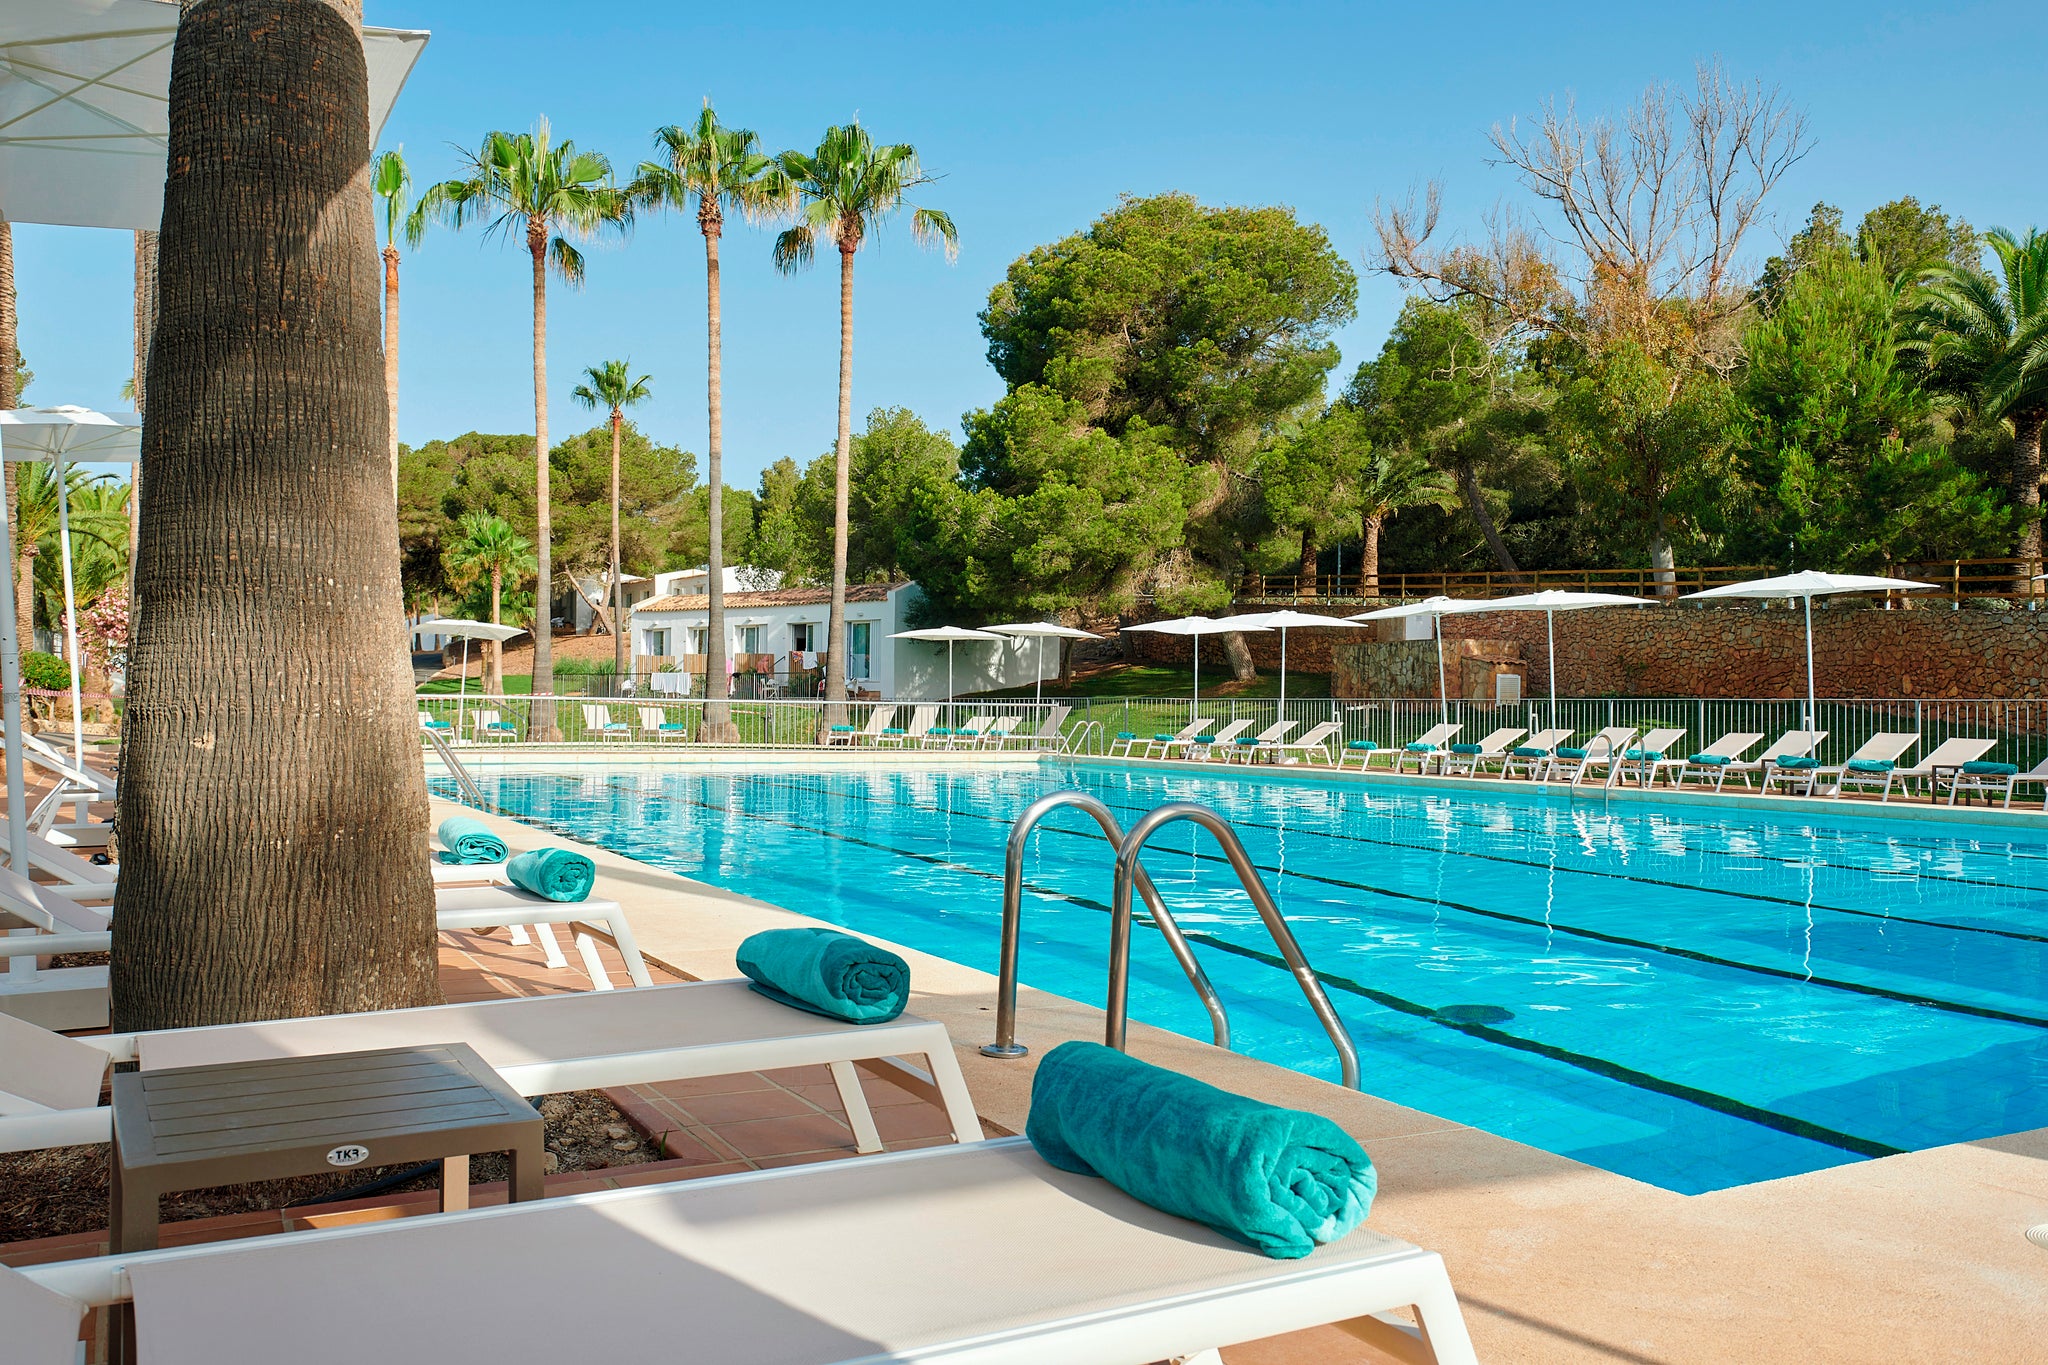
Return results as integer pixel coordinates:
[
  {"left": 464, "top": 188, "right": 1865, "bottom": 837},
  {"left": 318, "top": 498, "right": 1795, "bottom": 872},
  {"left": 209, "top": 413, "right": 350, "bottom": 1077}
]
[{"left": 109, "top": 1040, "right": 544, "bottom": 1254}]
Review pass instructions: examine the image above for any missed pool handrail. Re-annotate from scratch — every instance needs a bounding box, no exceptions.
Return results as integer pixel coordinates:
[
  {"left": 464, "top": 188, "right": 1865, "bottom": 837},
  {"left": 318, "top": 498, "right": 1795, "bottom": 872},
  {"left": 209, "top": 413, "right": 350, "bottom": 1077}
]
[
  {"left": 984, "top": 790, "right": 1231, "bottom": 1059},
  {"left": 423, "top": 726, "right": 485, "bottom": 804},
  {"left": 1109, "top": 801, "right": 1363, "bottom": 1091}
]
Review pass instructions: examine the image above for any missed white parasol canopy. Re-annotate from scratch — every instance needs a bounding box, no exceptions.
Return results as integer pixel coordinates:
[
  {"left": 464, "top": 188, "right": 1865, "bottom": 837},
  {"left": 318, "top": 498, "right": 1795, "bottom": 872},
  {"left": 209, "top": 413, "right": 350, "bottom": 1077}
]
[
  {"left": 1120, "top": 616, "right": 1270, "bottom": 718},
  {"left": 1680, "top": 571, "right": 1936, "bottom": 728},
  {"left": 0, "top": 0, "right": 429, "bottom": 230},
  {"left": 1230, "top": 609, "right": 1366, "bottom": 710},
  {"left": 1460, "top": 590, "right": 1657, "bottom": 726},
  {"left": 890, "top": 626, "right": 1004, "bottom": 720},
  {"left": 984, "top": 622, "right": 1098, "bottom": 705},
  {"left": 1348, "top": 596, "right": 1473, "bottom": 721},
  {"left": 410, "top": 618, "right": 521, "bottom": 740}
]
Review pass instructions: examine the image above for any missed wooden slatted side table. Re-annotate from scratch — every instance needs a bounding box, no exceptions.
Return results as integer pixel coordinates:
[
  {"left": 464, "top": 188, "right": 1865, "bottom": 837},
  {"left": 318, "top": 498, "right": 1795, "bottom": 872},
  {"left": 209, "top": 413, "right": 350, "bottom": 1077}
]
[{"left": 109, "top": 1040, "right": 545, "bottom": 1254}]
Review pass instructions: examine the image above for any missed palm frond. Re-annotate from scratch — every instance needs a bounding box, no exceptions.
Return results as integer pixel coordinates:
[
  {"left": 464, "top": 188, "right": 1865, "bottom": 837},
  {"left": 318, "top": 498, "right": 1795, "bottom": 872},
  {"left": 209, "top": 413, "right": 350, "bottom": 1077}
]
[
  {"left": 551, "top": 236, "right": 587, "bottom": 288},
  {"left": 773, "top": 224, "right": 816, "bottom": 274},
  {"left": 910, "top": 207, "right": 960, "bottom": 262}
]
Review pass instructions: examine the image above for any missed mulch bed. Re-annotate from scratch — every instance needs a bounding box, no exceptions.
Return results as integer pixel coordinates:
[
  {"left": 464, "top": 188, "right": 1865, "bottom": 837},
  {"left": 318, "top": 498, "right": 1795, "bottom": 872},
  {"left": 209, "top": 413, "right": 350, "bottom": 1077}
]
[{"left": 0, "top": 1089, "right": 661, "bottom": 1245}]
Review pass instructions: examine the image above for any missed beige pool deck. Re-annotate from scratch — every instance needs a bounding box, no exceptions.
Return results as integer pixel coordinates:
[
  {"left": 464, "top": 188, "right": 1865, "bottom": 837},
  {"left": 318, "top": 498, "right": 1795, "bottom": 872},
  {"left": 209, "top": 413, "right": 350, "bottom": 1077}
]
[{"left": 8, "top": 750, "right": 2045, "bottom": 1361}]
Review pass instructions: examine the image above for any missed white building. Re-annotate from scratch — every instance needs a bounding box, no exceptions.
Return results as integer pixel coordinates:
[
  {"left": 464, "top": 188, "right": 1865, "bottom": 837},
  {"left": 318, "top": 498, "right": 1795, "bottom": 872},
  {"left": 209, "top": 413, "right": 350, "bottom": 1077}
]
[
  {"left": 631, "top": 580, "right": 1050, "bottom": 701},
  {"left": 647, "top": 566, "right": 782, "bottom": 598}
]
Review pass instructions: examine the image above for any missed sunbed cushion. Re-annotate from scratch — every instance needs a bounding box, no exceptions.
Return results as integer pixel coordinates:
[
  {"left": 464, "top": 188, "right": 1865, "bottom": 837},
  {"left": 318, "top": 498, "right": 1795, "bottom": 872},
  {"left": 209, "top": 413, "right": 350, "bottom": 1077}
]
[
  {"left": 736, "top": 927, "right": 909, "bottom": 1025},
  {"left": 1449, "top": 743, "right": 1483, "bottom": 754},
  {"left": 1775, "top": 756, "right": 1820, "bottom": 771},
  {"left": 1687, "top": 753, "right": 1730, "bottom": 766},
  {"left": 1555, "top": 747, "right": 1588, "bottom": 759},
  {"left": 1026, "top": 1041, "right": 1375, "bottom": 1260},
  {"left": 1845, "top": 758, "right": 1895, "bottom": 773},
  {"left": 505, "top": 847, "right": 596, "bottom": 902},
  {"left": 1962, "top": 761, "right": 2020, "bottom": 775}
]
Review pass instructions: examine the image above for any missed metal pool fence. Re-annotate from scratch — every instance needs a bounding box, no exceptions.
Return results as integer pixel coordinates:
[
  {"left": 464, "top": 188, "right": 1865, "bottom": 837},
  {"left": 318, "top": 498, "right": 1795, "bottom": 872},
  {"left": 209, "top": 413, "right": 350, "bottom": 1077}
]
[{"left": 413, "top": 692, "right": 2048, "bottom": 770}]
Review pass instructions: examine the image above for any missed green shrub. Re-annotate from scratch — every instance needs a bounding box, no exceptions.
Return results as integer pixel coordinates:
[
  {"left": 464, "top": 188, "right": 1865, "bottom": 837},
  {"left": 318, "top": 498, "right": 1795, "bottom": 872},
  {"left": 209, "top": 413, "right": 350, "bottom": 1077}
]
[{"left": 21, "top": 651, "right": 71, "bottom": 691}]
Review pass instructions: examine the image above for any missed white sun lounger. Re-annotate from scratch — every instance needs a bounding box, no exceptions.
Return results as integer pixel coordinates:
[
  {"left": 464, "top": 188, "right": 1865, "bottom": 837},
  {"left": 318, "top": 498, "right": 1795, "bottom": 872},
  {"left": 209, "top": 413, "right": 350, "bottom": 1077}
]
[
  {"left": 1887, "top": 736, "right": 2000, "bottom": 801},
  {"left": 1716, "top": 729, "right": 1827, "bottom": 790},
  {"left": 579, "top": 704, "right": 631, "bottom": 742},
  {"left": 1611, "top": 727, "right": 1687, "bottom": 787},
  {"left": 1182, "top": 717, "right": 1253, "bottom": 760},
  {"left": 0, "top": 977, "right": 983, "bottom": 1159},
  {"left": 1946, "top": 754, "right": 2048, "bottom": 808},
  {"left": 1437, "top": 726, "right": 1527, "bottom": 777},
  {"left": 977, "top": 714, "right": 1024, "bottom": 749},
  {"left": 1389, "top": 723, "right": 1462, "bottom": 774},
  {"left": 11, "top": 1138, "right": 1476, "bottom": 1365},
  {"left": 472, "top": 708, "right": 518, "bottom": 742},
  {"left": 636, "top": 706, "right": 690, "bottom": 742},
  {"left": 1541, "top": 727, "right": 1636, "bottom": 785},
  {"left": 1135, "top": 717, "right": 1216, "bottom": 759},
  {"left": 825, "top": 705, "right": 896, "bottom": 746},
  {"left": 1669, "top": 732, "right": 1765, "bottom": 791},
  {"left": 1770, "top": 731, "right": 1919, "bottom": 799},
  {"left": 1498, "top": 728, "right": 1572, "bottom": 780},
  {"left": 1005, "top": 704, "right": 1071, "bottom": 750},
  {"left": 0, "top": 867, "right": 111, "bottom": 1029},
  {"left": 874, "top": 704, "right": 939, "bottom": 748},
  {"left": 1266, "top": 720, "right": 1344, "bottom": 765},
  {"left": 1225, "top": 719, "right": 1300, "bottom": 763}
]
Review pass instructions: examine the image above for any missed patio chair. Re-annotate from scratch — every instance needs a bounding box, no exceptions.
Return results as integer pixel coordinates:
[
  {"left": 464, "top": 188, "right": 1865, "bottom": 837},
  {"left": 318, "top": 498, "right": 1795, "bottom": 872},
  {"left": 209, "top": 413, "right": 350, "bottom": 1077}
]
[
  {"left": 416, "top": 710, "right": 453, "bottom": 736},
  {"left": 579, "top": 704, "right": 630, "bottom": 742},
  {"left": 0, "top": 724, "right": 116, "bottom": 839},
  {"left": 827, "top": 705, "right": 897, "bottom": 747},
  {"left": 1716, "top": 730, "right": 1828, "bottom": 790},
  {"left": 0, "top": 975, "right": 984, "bottom": 1160},
  {"left": 1772, "top": 732, "right": 1920, "bottom": 799},
  {"left": 1668, "top": 733, "right": 1766, "bottom": 791},
  {"left": 926, "top": 713, "right": 994, "bottom": 749},
  {"left": 1885, "top": 736, "right": 2000, "bottom": 802},
  {"left": 1181, "top": 717, "right": 1253, "bottom": 760},
  {"left": 0, "top": 866, "right": 110, "bottom": 1029},
  {"left": 1134, "top": 717, "right": 1216, "bottom": 759},
  {"left": 1266, "top": 719, "right": 1344, "bottom": 764},
  {"left": 10, "top": 1139, "right": 1478, "bottom": 1365},
  {"left": 1437, "top": 726, "right": 1527, "bottom": 777},
  {"left": 1494, "top": 729, "right": 1571, "bottom": 779},
  {"left": 0, "top": 813, "right": 119, "bottom": 901},
  {"left": 1005, "top": 704, "right": 1071, "bottom": 750},
  {"left": 1611, "top": 727, "right": 1688, "bottom": 787},
  {"left": 1540, "top": 726, "right": 1636, "bottom": 785},
  {"left": 1388, "top": 722, "right": 1463, "bottom": 774},
  {"left": 1948, "top": 754, "right": 2048, "bottom": 808},
  {"left": 874, "top": 705, "right": 938, "bottom": 749},
  {"left": 636, "top": 707, "right": 689, "bottom": 743},
  {"left": 472, "top": 709, "right": 518, "bottom": 742},
  {"left": 1226, "top": 719, "right": 1301, "bottom": 763},
  {"left": 1336, "top": 738, "right": 1381, "bottom": 769}
]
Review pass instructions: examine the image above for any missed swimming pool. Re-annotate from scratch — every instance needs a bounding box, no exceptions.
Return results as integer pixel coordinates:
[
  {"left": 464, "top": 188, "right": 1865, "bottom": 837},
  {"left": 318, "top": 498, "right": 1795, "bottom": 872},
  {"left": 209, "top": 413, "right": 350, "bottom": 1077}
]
[{"left": 440, "top": 760, "right": 2048, "bottom": 1193}]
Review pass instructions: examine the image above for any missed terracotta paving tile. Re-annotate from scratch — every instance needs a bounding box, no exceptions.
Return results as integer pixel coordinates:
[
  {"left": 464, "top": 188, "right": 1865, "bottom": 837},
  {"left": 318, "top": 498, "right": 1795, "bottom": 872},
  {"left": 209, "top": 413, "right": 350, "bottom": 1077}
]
[
  {"left": 708, "top": 1111, "right": 858, "bottom": 1160},
  {"left": 791, "top": 1079, "right": 927, "bottom": 1111},
  {"left": 670, "top": 1086, "right": 818, "bottom": 1126},
  {"left": 648, "top": 1128, "right": 730, "bottom": 1167},
  {"left": 758, "top": 1064, "right": 834, "bottom": 1086},
  {"left": 868, "top": 1104, "right": 957, "bottom": 1143}
]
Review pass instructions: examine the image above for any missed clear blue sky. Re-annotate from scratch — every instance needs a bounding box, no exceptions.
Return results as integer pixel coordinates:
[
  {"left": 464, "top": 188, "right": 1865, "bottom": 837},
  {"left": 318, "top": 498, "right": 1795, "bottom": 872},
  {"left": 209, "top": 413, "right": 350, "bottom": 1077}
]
[{"left": 13, "top": 0, "right": 2045, "bottom": 492}]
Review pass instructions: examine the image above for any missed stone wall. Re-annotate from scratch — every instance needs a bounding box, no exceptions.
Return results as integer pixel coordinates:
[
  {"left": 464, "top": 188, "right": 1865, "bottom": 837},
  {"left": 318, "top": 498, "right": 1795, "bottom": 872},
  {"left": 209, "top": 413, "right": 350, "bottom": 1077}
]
[{"left": 1334, "top": 639, "right": 1527, "bottom": 702}]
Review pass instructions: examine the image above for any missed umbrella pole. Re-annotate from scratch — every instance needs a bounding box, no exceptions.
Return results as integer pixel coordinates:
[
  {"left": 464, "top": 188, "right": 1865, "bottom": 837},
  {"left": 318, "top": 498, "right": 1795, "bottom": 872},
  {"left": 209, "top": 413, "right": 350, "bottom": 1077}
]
[
  {"left": 0, "top": 434, "right": 31, "bottom": 975},
  {"left": 1547, "top": 609, "right": 1557, "bottom": 733},
  {"left": 458, "top": 638, "right": 469, "bottom": 741},
  {"left": 1435, "top": 615, "right": 1447, "bottom": 723},
  {"left": 947, "top": 642, "right": 955, "bottom": 732},
  {"left": 1803, "top": 594, "right": 1816, "bottom": 732},
  {"left": 1278, "top": 628, "right": 1287, "bottom": 716},
  {"left": 54, "top": 453, "right": 87, "bottom": 820},
  {"left": 1192, "top": 637, "right": 1200, "bottom": 724},
  {"left": 1035, "top": 636, "right": 1043, "bottom": 707}
]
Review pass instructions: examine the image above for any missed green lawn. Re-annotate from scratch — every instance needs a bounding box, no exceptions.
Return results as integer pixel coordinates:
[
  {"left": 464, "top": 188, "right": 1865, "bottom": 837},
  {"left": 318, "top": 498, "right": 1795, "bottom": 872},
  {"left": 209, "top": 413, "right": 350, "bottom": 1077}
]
[
  {"left": 416, "top": 674, "right": 533, "bottom": 695},
  {"left": 978, "top": 663, "right": 1331, "bottom": 700}
]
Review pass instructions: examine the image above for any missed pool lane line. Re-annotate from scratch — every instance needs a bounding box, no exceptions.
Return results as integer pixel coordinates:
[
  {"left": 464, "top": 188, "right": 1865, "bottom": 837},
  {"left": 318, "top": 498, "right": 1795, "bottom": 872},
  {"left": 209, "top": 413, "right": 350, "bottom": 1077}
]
[
  {"left": 751, "top": 773, "right": 2048, "bottom": 1032},
  {"left": 559, "top": 777, "right": 1904, "bottom": 1164}
]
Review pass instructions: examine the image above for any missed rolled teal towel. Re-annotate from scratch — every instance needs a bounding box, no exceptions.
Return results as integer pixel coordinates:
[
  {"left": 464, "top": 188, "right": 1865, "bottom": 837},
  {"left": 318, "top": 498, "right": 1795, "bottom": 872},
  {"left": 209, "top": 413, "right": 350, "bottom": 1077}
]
[
  {"left": 1688, "top": 753, "right": 1730, "bottom": 766},
  {"left": 1624, "top": 748, "right": 1663, "bottom": 762},
  {"left": 437, "top": 816, "right": 507, "bottom": 866},
  {"left": 1775, "top": 755, "right": 1820, "bottom": 771},
  {"left": 1405, "top": 742, "right": 1436, "bottom": 753},
  {"left": 736, "top": 927, "right": 909, "bottom": 1024},
  {"left": 659, "top": 723, "right": 687, "bottom": 732},
  {"left": 1449, "top": 743, "right": 1483, "bottom": 755},
  {"left": 1556, "top": 746, "right": 1588, "bottom": 759},
  {"left": 505, "top": 847, "right": 595, "bottom": 902},
  {"left": 1511, "top": 746, "right": 1546, "bottom": 757},
  {"left": 1026, "top": 1042, "right": 1375, "bottom": 1260},
  {"left": 1845, "top": 758, "right": 1895, "bottom": 773},
  {"left": 1153, "top": 732, "right": 1178, "bottom": 742},
  {"left": 1115, "top": 731, "right": 1136, "bottom": 740},
  {"left": 1962, "top": 760, "right": 2019, "bottom": 775},
  {"left": 830, "top": 724, "right": 856, "bottom": 733},
  {"left": 1192, "top": 735, "right": 1217, "bottom": 744},
  {"left": 884, "top": 727, "right": 907, "bottom": 735},
  {"left": 1346, "top": 740, "right": 1377, "bottom": 751}
]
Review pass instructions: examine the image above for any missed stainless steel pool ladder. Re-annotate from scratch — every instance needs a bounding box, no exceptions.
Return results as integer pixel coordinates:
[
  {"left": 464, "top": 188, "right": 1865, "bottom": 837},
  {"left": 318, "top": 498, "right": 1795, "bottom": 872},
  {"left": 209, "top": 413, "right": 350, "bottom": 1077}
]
[
  {"left": 983, "top": 791, "right": 1363, "bottom": 1091},
  {"left": 424, "top": 727, "right": 486, "bottom": 805}
]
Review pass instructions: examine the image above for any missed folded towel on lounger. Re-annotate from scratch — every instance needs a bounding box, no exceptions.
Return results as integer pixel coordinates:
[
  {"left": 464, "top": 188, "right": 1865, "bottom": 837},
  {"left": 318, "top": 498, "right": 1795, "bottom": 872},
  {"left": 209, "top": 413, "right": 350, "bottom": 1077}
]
[
  {"left": 1555, "top": 747, "right": 1588, "bottom": 760},
  {"left": 1775, "top": 756, "right": 1820, "bottom": 771},
  {"left": 1687, "top": 753, "right": 1730, "bottom": 766},
  {"left": 1962, "top": 761, "right": 2019, "bottom": 775},
  {"left": 735, "top": 927, "right": 910, "bottom": 1024},
  {"left": 1404, "top": 742, "right": 1436, "bottom": 753},
  {"left": 1845, "top": 758, "right": 1895, "bottom": 773},
  {"left": 1624, "top": 749, "right": 1663, "bottom": 762},
  {"left": 1511, "top": 746, "right": 1546, "bottom": 758},
  {"left": 437, "top": 816, "right": 507, "bottom": 865},
  {"left": 1026, "top": 1041, "right": 1375, "bottom": 1260},
  {"left": 1346, "top": 740, "right": 1377, "bottom": 751},
  {"left": 505, "top": 847, "right": 596, "bottom": 902},
  {"left": 1449, "top": 743, "right": 1483, "bottom": 754}
]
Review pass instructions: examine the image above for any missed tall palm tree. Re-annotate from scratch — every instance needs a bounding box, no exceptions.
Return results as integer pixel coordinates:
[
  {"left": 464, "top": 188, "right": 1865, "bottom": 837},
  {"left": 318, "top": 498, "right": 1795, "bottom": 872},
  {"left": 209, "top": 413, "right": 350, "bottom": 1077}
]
[
  {"left": 572, "top": 360, "right": 653, "bottom": 675},
  {"left": 773, "top": 124, "right": 956, "bottom": 730},
  {"left": 0, "top": 213, "right": 23, "bottom": 652},
  {"left": 444, "top": 511, "right": 536, "bottom": 695},
  {"left": 1902, "top": 227, "right": 2048, "bottom": 576},
  {"left": 117, "top": 0, "right": 438, "bottom": 1028},
  {"left": 635, "top": 103, "right": 791, "bottom": 742},
  {"left": 1356, "top": 451, "right": 1460, "bottom": 589},
  {"left": 372, "top": 148, "right": 410, "bottom": 494},
  {"left": 410, "top": 120, "right": 629, "bottom": 733}
]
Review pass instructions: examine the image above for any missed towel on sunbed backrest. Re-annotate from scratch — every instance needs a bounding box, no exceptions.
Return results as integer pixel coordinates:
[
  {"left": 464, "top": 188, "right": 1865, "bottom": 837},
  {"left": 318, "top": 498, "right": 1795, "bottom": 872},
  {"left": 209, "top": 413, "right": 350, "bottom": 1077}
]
[
  {"left": 1025, "top": 1041, "right": 1375, "bottom": 1260},
  {"left": 505, "top": 847, "right": 595, "bottom": 902},
  {"left": 437, "top": 816, "right": 507, "bottom": 865},
  {"left": 736, "top": 927, "right": 910, "bottom": 1024}
]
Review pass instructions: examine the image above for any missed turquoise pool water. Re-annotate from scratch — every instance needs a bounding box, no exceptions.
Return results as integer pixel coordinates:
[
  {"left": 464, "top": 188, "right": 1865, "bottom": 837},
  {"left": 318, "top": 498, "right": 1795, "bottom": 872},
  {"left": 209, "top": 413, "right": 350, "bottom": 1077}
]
[{"left": 439, "top": 761, "right": 2048, "bottom": 1193}]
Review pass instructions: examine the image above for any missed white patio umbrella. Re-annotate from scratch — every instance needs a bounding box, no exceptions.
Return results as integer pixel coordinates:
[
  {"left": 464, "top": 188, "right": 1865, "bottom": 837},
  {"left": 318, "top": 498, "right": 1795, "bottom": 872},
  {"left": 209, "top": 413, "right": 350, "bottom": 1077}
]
[
  {"left": 408, "top": 618, "right": 523, "bottom": 740},
  {"left": 983, "top": 622, "right": 1098, "bottom": 705},
  {"left": 1347, "top": 596, "right": 1476, "bottom": 722},
  {"left": 1461, "top": 590, "right": 1657, "bottom": 728},
  {"left": 0, "top": 407, "right": 139, "bottom": 834},
  {"left": 1120, "top": 616, "right": 1271, "bottom": 720},
  {"left": 0, "top": 0, "right": 428, "bottom": 230},
  {"left": 1230, "top": 610, "right": 1368, "bottom": 709},
  {"left": 889, "top": 626, "right": 1004, "bottom": 727},
  {"left": 1681, "top": 571, "right": 1937, "bottom": 729}
]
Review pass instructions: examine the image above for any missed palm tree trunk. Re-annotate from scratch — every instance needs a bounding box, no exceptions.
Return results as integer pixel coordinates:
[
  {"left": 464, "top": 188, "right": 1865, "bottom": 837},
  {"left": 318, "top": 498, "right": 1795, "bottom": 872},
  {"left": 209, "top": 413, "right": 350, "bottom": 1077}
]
[
  {"left": 527, "top": 221, "right": 557, "bottom": 736},
  {"left": 382, "top": 241, "right": 400, "bottom": 495},
  {"left": 113, "top": 0, "right": 439, "bottom": 1029},
  {"left": 609, "top": 408, "right": 625, "bottom": 676},
  {"left": 488, "top": 565, "right": 503, "bottom": 693},
  {"left": 131, "top": 229, "right": 159, "bottom": 605},
  {"left": 821, "top": 238, "right": 855, "bottom": 735},
  {"left": 1362, "top": 512, "right": 1384, "bottom": 593},
  {"left": 2014, "top": 411, "right": 2043, "bottom": 589},
  {"left": 700, "top": 208, "right": 737, "bottom": 741}
]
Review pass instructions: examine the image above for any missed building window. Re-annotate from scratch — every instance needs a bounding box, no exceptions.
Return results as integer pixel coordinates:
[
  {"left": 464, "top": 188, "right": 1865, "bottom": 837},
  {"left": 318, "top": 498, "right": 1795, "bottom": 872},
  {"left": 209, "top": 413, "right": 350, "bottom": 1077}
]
[
  {"left": 790, "top": 622, "right": 815, "bottom": 653},
  {"left": 687, "top": 627, "right": 707, "bottom": 655},
  {"left": 738, "top": 626, "right": 761, "bottom": 654},
  {"left": 644, "top": 628, "right": 670, "bottom": 656},
  {"left": 846, "top": 621, "right": 871, "bottom": 679}
]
